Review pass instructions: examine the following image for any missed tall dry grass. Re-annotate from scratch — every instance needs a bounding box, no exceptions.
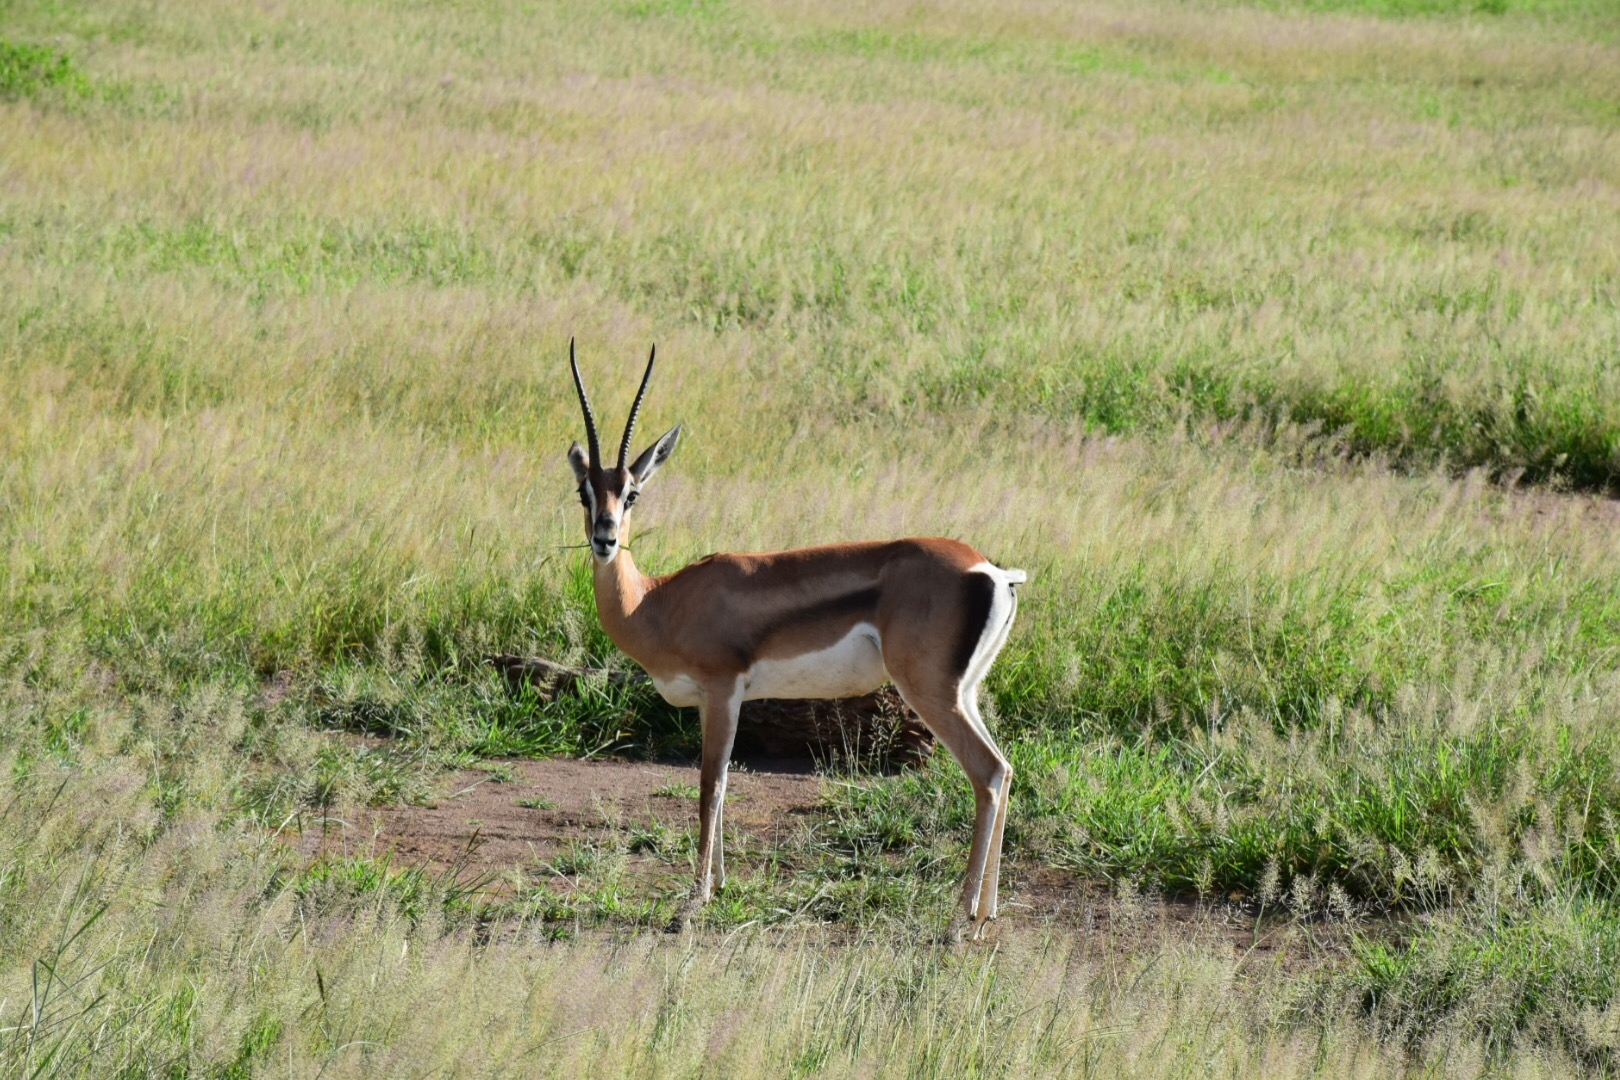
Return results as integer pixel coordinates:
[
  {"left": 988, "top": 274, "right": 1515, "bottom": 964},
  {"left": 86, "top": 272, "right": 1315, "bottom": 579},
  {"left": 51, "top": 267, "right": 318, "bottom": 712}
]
[
  {"left": 4, "top": 0, "right": 1620, "bottom": 1071},
  {"left": 5, "top": 0, "right": 1620, "bottom": 480},
  {"left": 0, "top": 718, "right": 1590, "bottom": 1078}
]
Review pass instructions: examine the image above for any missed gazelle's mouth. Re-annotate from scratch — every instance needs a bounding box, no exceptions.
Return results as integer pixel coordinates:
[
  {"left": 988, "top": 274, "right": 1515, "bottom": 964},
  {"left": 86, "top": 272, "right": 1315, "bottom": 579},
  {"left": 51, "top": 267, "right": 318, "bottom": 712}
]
[{"left": 591, "top": 538, "right": 618, "bottom": 560}]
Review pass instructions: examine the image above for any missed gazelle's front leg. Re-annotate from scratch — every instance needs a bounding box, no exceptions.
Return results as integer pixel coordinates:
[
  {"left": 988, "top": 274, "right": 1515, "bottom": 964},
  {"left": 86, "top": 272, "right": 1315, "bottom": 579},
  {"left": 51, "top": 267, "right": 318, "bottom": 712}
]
[{"left": 693, "top": 677, "right": 743, "bottom": 905}]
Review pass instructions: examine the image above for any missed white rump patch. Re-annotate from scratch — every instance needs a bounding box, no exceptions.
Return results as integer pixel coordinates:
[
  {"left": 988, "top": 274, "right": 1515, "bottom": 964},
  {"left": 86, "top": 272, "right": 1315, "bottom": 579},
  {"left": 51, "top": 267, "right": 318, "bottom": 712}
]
[
  {"left": 959, "top": 564, "right": 1020, "bottom": 734},
  {"left": 744, "top": 622, "right": 887, "bottom": 701}
]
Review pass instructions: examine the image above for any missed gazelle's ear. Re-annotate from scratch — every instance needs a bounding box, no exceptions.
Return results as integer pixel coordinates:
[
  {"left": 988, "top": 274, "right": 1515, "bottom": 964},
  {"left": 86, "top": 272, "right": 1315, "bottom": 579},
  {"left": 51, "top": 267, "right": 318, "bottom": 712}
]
[
  {"left": 629, "top": 425, "right": 681, "bottom": 485},
  {"left": 567, "top": 441, "right": 591, "bottom": 484}
]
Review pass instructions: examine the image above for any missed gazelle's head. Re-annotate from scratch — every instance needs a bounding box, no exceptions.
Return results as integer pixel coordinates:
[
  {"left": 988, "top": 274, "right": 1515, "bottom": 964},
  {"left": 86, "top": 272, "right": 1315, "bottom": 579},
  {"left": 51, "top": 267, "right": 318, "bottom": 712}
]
[{"left": 566, "top": 339, "right": 681, "bottom": 564}]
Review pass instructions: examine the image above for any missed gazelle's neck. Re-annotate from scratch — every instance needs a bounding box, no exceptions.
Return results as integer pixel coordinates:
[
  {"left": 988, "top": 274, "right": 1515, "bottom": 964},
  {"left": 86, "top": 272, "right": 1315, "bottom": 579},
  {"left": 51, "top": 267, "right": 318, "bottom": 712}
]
[{"left": 591, "top": 548, "right": 652, "bottom": 650}]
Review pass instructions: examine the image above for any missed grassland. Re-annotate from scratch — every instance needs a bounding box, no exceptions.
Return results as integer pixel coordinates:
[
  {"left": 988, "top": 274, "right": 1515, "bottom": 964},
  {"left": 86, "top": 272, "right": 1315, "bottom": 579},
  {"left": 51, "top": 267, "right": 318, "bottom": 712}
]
[{"left": 4, "top": 0, "right": 1620, "bottom": 1074}]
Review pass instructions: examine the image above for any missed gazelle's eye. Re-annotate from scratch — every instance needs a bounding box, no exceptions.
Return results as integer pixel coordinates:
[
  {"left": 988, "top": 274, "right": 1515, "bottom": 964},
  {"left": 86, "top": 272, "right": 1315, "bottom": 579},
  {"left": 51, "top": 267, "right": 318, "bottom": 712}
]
[
  {"left": 577, "top": 487, "right": 590, "bottom": 508},
  {"left": 624, "top": 490, "right": 639, "bottom": 508}
]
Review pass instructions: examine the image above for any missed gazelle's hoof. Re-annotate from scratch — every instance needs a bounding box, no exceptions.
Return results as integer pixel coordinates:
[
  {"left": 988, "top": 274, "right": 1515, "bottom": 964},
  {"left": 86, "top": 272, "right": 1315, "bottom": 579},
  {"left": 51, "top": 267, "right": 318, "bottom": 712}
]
[
  {"left": 667, "top": 894, "right": 697, "bottom": 933},
  {"left": 667, "top": 882, "right": 708, "bottom": 932},
  {"left": 945, "top": 911, "right": 997, "bottom": 945}
]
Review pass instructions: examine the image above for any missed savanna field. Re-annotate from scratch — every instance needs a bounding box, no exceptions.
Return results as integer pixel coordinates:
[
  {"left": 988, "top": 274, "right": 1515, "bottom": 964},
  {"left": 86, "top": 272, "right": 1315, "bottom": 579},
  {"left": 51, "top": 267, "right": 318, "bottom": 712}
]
[{"left": 5, "top": 0, "right": 1620, "bottom": 1074}]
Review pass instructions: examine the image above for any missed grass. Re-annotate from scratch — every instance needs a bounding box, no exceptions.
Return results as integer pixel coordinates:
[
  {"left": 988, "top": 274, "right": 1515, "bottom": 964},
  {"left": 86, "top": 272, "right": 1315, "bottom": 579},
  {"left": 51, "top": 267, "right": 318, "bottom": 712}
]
[
  {"left": 5, "top": 1, "right": 1620, "bottom": 484},
  {"left": 3, "top": 0, "right": 1620, "bottom": 1072},
  {"left": 0, "top": 39, "right": 86, "bottom": 101},
  {"left": 1339, "top": 896, "right": 1620, "bottom": 1058}
]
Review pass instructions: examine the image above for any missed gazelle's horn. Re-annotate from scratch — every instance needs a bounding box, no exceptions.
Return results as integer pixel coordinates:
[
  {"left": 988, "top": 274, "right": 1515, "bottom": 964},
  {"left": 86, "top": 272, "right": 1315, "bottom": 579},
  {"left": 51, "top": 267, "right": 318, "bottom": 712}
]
[
  {"left": 569, "top": 337, "right": 601, "bottom": 468},
  {"left": 618, "top": 344, "right": 656, "bottom": 468}
]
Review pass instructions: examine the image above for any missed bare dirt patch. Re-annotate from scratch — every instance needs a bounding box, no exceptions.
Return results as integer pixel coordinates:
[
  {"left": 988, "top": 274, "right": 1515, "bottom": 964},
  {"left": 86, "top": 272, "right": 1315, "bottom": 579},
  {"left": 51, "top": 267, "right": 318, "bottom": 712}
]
[{"left": 298, "top": 756, "right": 824, "bottom": 880}]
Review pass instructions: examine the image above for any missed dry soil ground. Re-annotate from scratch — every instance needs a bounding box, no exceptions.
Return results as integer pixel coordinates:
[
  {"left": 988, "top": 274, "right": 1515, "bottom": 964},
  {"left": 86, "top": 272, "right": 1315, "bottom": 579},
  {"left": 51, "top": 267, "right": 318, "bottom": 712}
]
[
  {"left": 298, "top": 751, "right": 1359, "bottom": 968},
  {"left": 300, "top": 756, "right": 823, "bottom": 882}
]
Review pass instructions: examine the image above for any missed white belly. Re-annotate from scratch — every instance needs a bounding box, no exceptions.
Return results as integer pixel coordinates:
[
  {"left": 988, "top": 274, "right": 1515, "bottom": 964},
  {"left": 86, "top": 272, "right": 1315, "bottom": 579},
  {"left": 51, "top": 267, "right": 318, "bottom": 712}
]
[
  {"left": 650, "top": 672, "right": 704, "bottom": 708},
  {"left": 647, "top": 624, "right": 888, "bottom": 708},
  {"left": 744, "top": 622, "right": 887, "bottom": 701}
]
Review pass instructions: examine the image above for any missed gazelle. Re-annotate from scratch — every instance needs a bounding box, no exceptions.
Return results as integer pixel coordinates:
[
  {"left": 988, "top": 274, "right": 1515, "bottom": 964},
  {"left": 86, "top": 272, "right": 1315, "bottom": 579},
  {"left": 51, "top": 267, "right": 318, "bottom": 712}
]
[{"left": 564, "top": 341, "right": 1026, "bottom": 935}]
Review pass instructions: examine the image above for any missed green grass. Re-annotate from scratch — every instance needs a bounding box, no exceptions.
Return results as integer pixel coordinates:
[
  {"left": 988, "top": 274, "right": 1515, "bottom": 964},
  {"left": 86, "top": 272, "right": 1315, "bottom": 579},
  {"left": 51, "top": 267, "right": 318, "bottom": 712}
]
[
  {"left": 1337, "top": 896, "right": 1620, "bottom": 1060},
  {"left": 652, "top": 781, "right": 701, "bottom": 800},
  {"left": 0, "top": 39, "right": 87, "bottom": 100}
]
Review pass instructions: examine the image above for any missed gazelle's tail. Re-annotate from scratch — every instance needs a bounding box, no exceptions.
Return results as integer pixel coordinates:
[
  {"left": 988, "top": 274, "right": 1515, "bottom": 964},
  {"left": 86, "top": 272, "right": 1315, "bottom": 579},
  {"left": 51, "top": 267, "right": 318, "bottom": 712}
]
[{"left": 1000, "top": 567, "right": 1027, "bottom": 587}]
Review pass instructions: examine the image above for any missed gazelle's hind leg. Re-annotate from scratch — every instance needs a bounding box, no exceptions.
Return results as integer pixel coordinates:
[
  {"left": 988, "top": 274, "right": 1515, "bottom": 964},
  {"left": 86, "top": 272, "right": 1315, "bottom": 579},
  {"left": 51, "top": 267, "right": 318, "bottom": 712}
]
[
  {"left": 966, "top": 585, "right": 1018, "bottom": 923},
  {"left": 885, "top": 569, "right": 1019, "bottom": 938},
  {"left": 965, "top": 689, "right": 1012, "bottom": 924},
  {"left": 888, "top": 678, "right": 1011, "bottom": 932}
]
